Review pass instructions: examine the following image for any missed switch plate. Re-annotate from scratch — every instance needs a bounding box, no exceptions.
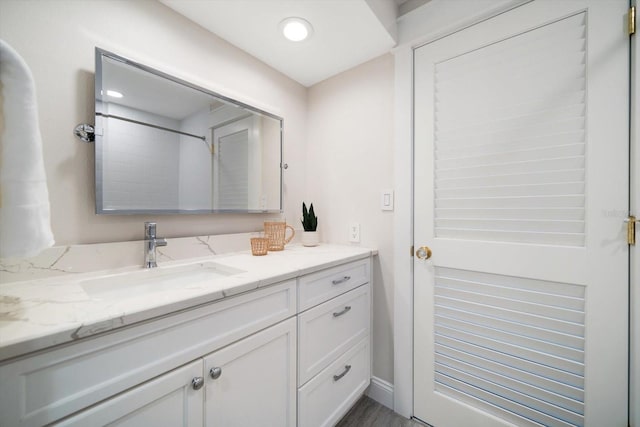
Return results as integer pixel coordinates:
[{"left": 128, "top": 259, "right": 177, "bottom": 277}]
[
  {"left": 349, "top": 223, "right": 360, "bottom": 243},
  {"left": 381, "top": 189, "right": 394, "bottom": 211}
]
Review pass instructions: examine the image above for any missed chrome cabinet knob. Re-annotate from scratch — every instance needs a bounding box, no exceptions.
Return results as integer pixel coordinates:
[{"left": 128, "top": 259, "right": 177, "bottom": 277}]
[
  {"left": 209, "top": 367, "right": 222, "bottom": 380},
  {"left": 415, "top": 246, "right": 432, "bottom": 260},
  {"left": 192, "top": 377, "right": 204, "bottom": 390}
]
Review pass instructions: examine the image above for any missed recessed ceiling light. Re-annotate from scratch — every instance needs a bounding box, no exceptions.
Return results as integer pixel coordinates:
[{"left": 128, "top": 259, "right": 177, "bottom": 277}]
[
  {"left": 280, "top": 17, "right": 313, "bottom": 42},
  {"left": 106, "top": 90, "right": 123, "bottom": 98}
]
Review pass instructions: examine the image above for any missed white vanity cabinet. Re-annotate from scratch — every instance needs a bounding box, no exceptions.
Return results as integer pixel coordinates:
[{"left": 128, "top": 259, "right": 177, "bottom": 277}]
[
  {"left": 58, "top": 317, "right": 297, "bottom": 427},
  {"left": 0, "top": 252, "right": 373, "bottom": 427},
  {"left": 0, "top": 280, "right": 296, "bottom": 427},
  {"left": 296, "top": 258, "right": 372, "bottom": 427}
]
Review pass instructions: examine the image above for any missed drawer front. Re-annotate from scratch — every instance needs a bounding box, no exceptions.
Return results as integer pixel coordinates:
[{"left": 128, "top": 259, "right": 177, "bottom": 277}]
[
  {"left": 298, "top": 284, "right": 370, "bottom": 386},
  {"left": 0, "top": 280, "right": 296, "bottom": 427},
  {"left": 298, "top": 258, "right": 370, "bottom": 312},
  {"left": 297, "top": 338, "right": 370, "bottom": 427}
]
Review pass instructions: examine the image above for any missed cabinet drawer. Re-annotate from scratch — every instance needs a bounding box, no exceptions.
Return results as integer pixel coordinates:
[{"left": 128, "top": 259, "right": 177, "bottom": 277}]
[
  {"left": 298, "top": 338, "right": 370, "bottom": 427},
  {"left": 0, "top": 280, "right": 296, "bottom": 427},
  {"left": 298, "top": 258, "right": 370, "bottom": 312},
  {"left": 298, "top": 284, "right": 370, "bottom": 386}
]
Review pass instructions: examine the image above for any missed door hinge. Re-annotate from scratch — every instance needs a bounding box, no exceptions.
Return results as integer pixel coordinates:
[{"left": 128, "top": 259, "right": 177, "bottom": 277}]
[
  {"left": 410, "top": 245, "right": 414, "bottom": 257},
  {"left": 627, "top": 215, "right": 637, "bottom": 245},
  {"left": 629, "top": 6, "right": 636, "bottom": 36}
]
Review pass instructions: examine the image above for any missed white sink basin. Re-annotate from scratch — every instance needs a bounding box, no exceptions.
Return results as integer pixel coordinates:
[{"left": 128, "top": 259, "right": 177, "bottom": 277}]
[{"left": 80, "top": 261, "right": 244, "bottom": 298}]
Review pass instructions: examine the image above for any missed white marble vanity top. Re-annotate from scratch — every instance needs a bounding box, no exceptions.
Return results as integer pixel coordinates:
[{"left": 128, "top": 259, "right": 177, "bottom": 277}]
[{"left": 0, "top": 244, "right": 372, "bottom": 362}]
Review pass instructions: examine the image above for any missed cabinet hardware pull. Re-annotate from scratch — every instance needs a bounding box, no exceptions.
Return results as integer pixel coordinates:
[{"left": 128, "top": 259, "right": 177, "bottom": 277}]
[
  {"left": 209, "top": 367, "right": 222, "bottom": 379},
  {"left": 333, "top": 306, "right": 352, "bottom": 317},
  {"left": 332, "top": 276, "right": 351, "bottom": 285},
  {"left": 333, "top": 365, "right": 352, "bottom": 382},
  {"left": 192, "top": 377, "right": 204, "bottom": 390}
]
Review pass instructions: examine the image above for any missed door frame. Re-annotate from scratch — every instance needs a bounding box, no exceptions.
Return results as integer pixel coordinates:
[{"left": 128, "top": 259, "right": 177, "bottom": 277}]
[
  {"left": 631, "top": 6, "right": 639, "bottom": 425},
  {"left": 391, "top": 0, "right": 637, "bottom": 419}
]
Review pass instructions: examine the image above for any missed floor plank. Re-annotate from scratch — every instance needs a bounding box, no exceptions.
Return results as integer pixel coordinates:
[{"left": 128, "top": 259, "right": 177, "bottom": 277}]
[{"left": 336, "top": 396, "right": 427, "bottom": 427}]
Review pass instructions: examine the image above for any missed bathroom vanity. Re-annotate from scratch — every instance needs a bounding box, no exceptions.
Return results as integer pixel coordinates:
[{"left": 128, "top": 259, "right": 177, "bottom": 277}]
[{"left": 0, "top": 245, "right": 372, "bottom": 427}]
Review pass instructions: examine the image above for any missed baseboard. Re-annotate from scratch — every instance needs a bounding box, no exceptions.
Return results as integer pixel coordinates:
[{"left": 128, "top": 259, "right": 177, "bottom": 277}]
[{"left": 366, "top": 376, "right": 394, "bottom": 410}]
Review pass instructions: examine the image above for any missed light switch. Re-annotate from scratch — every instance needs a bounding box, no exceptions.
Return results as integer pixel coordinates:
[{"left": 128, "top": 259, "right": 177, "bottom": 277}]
[{"left": 381, "top": 189, "right": 394, "bottom": 211}]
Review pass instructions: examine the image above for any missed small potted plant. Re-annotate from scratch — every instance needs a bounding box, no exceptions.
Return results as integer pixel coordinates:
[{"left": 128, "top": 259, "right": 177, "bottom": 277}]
[{"left": 301, "top": 202, "right": 319, "bottom": 247}]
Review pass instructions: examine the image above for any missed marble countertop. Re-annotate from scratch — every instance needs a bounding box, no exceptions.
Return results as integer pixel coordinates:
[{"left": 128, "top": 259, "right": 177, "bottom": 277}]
[{"left": 0, "top": 244, "right": 373, "bottom": 362}]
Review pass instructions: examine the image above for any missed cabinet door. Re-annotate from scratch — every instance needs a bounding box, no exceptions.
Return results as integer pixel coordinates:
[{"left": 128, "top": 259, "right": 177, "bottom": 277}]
[
  {"left": 56, "top": 360, "right": 204, "bottom": 426},
  {"left": 204, "top": 318, "right": 296, "bottom": 427}
]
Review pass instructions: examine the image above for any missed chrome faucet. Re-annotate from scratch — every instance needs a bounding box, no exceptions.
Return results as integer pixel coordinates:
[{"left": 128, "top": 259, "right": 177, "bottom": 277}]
[{"left": 144, "top": 222, "right": 167, "bottom": 268}]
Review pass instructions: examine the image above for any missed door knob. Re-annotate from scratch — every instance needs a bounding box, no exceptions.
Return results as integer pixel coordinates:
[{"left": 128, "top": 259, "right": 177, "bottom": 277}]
[{"left": 415, "top": 246, "right": 432, "bottom": 260}]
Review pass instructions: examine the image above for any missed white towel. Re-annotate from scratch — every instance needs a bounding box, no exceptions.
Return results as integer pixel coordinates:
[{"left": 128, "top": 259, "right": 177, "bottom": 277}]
[{"left": 0, "top": 39, "right": 54, "bottom": 259}]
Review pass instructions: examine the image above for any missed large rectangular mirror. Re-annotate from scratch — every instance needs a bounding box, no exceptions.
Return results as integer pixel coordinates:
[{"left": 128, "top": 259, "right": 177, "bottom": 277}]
[{"left": 94, "top": 48, "right": 283, "bottom": 214}]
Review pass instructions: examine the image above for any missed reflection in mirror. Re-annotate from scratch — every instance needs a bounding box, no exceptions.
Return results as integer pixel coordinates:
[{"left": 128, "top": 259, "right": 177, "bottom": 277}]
[{"left": 95, "top": 48, "right": 283, "bottom": 214}]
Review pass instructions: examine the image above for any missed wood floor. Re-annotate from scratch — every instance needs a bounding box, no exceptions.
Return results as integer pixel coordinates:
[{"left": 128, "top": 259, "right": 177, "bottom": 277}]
[{"left": 335, "top": 396, "right": 427, "bottom": 427}]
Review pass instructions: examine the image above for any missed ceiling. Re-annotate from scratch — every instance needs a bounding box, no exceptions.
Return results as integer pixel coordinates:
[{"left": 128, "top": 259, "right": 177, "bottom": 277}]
[
  {"left": 160, "top": 0, "right": 424, "bottom": 87},
  {"left": 101, "top": 54, "right": 215, "bottom": 120}
]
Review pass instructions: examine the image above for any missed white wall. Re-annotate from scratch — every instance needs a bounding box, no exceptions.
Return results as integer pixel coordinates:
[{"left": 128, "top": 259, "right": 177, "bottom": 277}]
[
  {"left": 261, "top": 116, "right": 282, "bottom": 211},
  {"left": 178, "top": 109, "right": 212, "bottom": 210},
  {"left": 307, "top": 54, "right": 395, "bottom": 384},
  {"left": 0, "top": 0, "right": 307, "bottom": 245},
  {"left": 101, "top": 104, "right": 180, "bottom": 210}
]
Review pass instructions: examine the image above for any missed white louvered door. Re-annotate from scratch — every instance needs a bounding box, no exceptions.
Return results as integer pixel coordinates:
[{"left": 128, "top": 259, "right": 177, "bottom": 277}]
[
  {"left": 213, "top": 116, "right": 259, "bottom": 210},
  {"left": 216, "top": 129, "right": 249, "bottom": 209},
  {"left": 413, "top": 1, "right": 629, "bottom": 426}
]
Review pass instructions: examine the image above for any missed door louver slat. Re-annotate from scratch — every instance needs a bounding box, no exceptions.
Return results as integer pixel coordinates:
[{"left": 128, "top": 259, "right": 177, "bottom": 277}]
[
  {"left": 433, "top": 13, "right": 587, "bottom": 247},
  {"left": 434, "top": 267, "right": 586, "bottom": 426}
]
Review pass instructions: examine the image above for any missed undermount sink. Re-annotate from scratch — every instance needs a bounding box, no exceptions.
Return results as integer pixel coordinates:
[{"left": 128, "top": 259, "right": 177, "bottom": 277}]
[{"left": 80, "top": 261, "right": 244, "bottom": 298}]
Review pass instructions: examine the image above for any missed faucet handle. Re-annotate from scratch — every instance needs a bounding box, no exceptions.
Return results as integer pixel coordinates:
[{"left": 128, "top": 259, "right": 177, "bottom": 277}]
[{"left": 145, "top": 222, "right": 157, "bottom": 238}]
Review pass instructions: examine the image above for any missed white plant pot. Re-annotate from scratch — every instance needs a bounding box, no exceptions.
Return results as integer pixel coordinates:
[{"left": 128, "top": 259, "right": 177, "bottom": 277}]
[{"left": 302, "top": 231, "right": 319, "bottom": 247}]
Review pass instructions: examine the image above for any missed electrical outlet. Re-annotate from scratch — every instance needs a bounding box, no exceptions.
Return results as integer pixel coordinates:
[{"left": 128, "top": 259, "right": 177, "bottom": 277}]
[{"left": 349, "top": 223, "right": 360, "bottom": 243}]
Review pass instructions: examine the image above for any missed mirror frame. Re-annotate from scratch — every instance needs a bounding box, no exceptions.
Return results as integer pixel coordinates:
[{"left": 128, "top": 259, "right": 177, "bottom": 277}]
[{"left": 94, "top": 47, "right": 284, "bottom": 215}]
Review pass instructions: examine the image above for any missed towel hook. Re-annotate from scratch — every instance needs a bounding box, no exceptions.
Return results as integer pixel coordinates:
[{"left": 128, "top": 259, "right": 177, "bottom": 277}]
[{"left": 74, "top": 124, "right": 95, "bottom": 143}]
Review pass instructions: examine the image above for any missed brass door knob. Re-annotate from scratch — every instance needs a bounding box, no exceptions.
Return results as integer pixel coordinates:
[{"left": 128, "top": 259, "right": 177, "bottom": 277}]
[{"left": 415, "top": 246, "right": 432, "bottom": 260}]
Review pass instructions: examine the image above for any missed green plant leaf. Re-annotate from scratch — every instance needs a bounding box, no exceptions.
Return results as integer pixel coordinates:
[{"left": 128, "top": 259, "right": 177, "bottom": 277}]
[{"left": 301, "top": 201, "right": 318, "bottom": 231}]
